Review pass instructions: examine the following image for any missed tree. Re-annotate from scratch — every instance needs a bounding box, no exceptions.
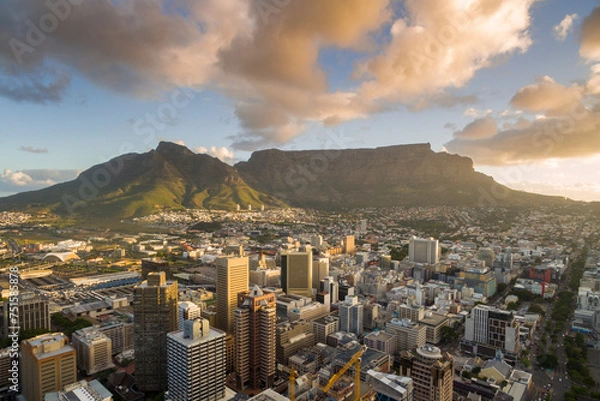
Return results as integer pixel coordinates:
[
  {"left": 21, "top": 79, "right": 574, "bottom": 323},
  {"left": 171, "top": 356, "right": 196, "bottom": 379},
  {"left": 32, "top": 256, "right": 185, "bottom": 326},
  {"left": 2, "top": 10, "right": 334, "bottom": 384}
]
[
  {"left": 527, "top": 303, "right": 545, "bottom": 316},
  {"left": 538, "top": 354, "right": 559, "bottom": 370},
  {"left": 507, "top": 301, "right": 519, "bottom": 311},
  {"left": 497, "top": 283, "right": 507, "bottom": 293},
  {"left": 440, "top": 326, "right": 459, "bottom": 343}
]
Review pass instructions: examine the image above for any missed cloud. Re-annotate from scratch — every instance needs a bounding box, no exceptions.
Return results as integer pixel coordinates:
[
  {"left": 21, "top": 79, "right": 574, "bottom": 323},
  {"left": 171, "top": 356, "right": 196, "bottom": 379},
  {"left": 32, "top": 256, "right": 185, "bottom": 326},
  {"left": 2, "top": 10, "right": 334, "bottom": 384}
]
[
  {"left": 19, "top": 145, "right": 48, "bottom": 154},
  {"left": 507, "top": 181, "right": 600, "bottom": 202},
  {"left": 453, "top": 116, "right": 498, "bottom": 139},
  {"left": 356, "top": 0, "right": 539, "bottom": 103},
  {"left": 0, "top": 72, "right": 70, "bottom": 104},
  {"left": 445, "top": 105, "right": 600, "bottom": 166},
  {"left": 0, "top": 169, "right": 79, "bottom": 193},
  {"left": 510, "top": 76, "right": 583, "bottom": 115},
  {"left": 195, "top": 146, "right": 235, "bottom": 164},
  {"left": 553, "top": 13, "right": 578, "bottom": 41},
  {"left": 0, "top": 0, "right": 539, "bottom": 149},
  {"left": 463, "top": 108, "right": 492, "bottom": 118},
  {"left": 580, "top": 6, "right": 600, "bottom": 61}
]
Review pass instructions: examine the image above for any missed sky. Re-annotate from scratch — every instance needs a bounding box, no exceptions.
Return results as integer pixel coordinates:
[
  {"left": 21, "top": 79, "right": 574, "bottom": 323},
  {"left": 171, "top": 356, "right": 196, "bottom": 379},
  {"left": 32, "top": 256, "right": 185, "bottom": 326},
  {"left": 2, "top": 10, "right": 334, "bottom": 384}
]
[{"left": 1, "top": 0, "right": 600, "bottom": 201}]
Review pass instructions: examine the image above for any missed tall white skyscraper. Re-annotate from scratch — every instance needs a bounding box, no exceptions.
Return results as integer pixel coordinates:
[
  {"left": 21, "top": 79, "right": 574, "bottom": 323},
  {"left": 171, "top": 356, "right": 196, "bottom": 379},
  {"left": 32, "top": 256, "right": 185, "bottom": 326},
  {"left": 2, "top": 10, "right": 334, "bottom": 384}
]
[
  {"left": 409, "top": 237, "right": 439, "bottom": 264},
  {"left": 339, "top": 295, "right": 363, "bottom": 336},
  {"left": 167, "top": 318, "right": 226, "bottom": 401}
]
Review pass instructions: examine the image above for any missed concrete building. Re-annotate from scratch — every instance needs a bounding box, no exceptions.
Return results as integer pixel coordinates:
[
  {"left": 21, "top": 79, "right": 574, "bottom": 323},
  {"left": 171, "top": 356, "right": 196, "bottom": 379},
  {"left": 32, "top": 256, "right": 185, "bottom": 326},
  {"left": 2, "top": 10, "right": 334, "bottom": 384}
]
[
  {"left": 43, "top": 380, "right": 112, "bottom": 401},
  {"left": 409, "top": 237, "right": 439, "bottom": 265},
  {"left": 419, "top": 313, "right": 450, "bottom": 345},
  {"left": 385, "top": 318, "right": 427, "bottom": 353},
  {"left": 133, "top": 271, "right": 178, "bottom": 392},
  {"left": 281, "top": 251, "right": 313, "bottom": 297},
  {"left": 312, "top": 316, "right": 339, "bottom": 344},
  {"left": 166, "top": 318, "right": 226, "bottom": 401},
  {"left": 320, "top": 276, "right": 339, "bottom": 304},
  {"left": 276, "top": 320, "right": 316, "bottom": 365},
  {"left": 21, "top": 333, "right": 77, "bottom": 401},
  {"left": 454, "top": 267, "right": 496, "bottom": 298},
  {"left": 399, "top": 345, "right": 453, "bottom": 401},
  {"left": 178, "top": 301, "right": 202, "bottom": 330},
  {"left": 0, "top": 347, "right": 12, "bottom": 391},
  {"left": 72, "top": 328, "right": 114, "bottom": 375},
  {"left": 366, "top": 370, "right": 414, "bottom": 401},
  {"left": 216, "top": 256, "right": 249, "bottom": 334},
  {"left": 339, "top": 295, "right": 364, "bottom": 336},
  {"left": 235, "top": 286, "right": 277, "bottom": 391},
  {"left": 343, "top": 235, "right": 355, "bottom": 254},
  {"left": 464, "top": 305, "right": 521, "bottom": 358},
  {"left": 364, "top": 331, "right": 396, "bottom": 355},
  {"left": 312, "top": 258, "right": 330, "bottom": 290},
  {"left": 0, "top": 293, "right": 50, "bottom": 337},
  {"left": 98, "top": 322, "right": 134, "bottom": 354}
]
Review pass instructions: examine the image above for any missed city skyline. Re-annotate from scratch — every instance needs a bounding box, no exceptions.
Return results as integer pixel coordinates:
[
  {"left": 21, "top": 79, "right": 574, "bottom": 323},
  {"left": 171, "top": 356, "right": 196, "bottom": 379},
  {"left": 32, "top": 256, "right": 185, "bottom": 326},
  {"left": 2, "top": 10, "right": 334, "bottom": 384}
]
[{"left": 0, "top": 1, "right": 599, "bottom": 201}]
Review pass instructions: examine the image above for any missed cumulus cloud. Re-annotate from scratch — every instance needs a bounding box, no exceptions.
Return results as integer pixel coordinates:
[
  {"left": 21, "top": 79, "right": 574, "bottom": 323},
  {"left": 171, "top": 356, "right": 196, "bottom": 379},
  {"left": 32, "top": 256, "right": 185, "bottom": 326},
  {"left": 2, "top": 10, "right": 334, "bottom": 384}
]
[
  {"left": 195, "top": 146, "right": 235, "bottom": 164},
  {"left": 580, "top": 6, "right": 600, "bottom": 61},
  {"left": 453, "top": 116, "right": 498, "bottom": 139},
  {"left": 0, "top": 169, "right": 78, "bottom": 193},
  {"left": 356, "top": 0, "right": 538, "bottom": 103},
  {"left": 0, "top": 0, "right": 540, "bottom": 149},
  {"left": 20, "top": 145, "right": 48, "bottom": 154},
  {"left": 553, "top": 13, "right": 578, "bottom": 41},
  {"left": 510, "top": 76, "right": 583, "bottom": 115}
]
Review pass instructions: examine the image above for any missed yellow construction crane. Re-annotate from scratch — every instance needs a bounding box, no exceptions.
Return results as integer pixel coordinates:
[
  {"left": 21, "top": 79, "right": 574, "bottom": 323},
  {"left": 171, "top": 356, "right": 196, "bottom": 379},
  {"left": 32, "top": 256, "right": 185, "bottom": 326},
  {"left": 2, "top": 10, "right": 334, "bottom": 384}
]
[
  {"left": 323, "top": 345, "right": 367, "bottom": 401},
  {"left": 289, "top": 368, "right": 298, "bottom": 401}
]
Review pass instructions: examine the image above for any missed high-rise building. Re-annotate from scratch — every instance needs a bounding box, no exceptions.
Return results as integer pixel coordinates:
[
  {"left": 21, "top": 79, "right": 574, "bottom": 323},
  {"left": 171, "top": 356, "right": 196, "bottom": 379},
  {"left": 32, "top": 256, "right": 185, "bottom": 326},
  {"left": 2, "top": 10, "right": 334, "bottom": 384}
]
[
  {"left": 234, "top": 286, "right": 276, "bottom": 391},
  {"left": 320, "top": 276, "right": 339, "bottom": 304},
  {"left": 339, "top": 295, "right": 364, "bottom": 336},
  {"left": 0, "top": 293, "right": 50, "bottom": 337},
  {"left": 409, "top": 237, "right": 439, "bottom": 265},
  {"left": 343, "top": 235, "right": 355, "bottom": 254},
  {"left": 167, "top": 318, "right": 226, "bottom": 401},
  {"left": 281, "top": 251, "right": 312, "bottom": 297},
  {"left": 399, "top": 345, "right": 453, "bottom": 401},
  {"left": 72, "top": 327, "right": 114, "bottom": 375},
  {"left": 21, "top": 333, "right": 77, "bottom": 401},
  {"left": 464, "top": 305, "right": 521, "bottom": 356},
  {"left": 178, "top": 301, "right": 202, "bottom": 330},
  {"left": 312, "top": 257, "right": 329, "bottom": 290},
  {"left": 133, "top": 271, "right": 178, "bottom": 392},
  {"left": 216, "top": 256, "right": 249, "bottom": 334}
]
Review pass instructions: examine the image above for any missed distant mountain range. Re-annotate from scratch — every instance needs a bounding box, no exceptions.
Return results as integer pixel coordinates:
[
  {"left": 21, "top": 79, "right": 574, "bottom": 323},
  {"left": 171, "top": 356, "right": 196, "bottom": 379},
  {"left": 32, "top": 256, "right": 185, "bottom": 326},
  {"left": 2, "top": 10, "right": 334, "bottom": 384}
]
[{"left": 0, "top": 141, "right": 580, "bottom": 220}]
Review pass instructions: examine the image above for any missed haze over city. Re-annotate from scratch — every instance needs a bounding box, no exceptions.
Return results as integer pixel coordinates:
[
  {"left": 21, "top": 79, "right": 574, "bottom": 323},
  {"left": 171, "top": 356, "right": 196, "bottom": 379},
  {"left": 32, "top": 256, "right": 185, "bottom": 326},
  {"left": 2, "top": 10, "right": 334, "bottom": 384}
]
[{"left": 1, "top": 0, "right": 600, "bottom": 201}]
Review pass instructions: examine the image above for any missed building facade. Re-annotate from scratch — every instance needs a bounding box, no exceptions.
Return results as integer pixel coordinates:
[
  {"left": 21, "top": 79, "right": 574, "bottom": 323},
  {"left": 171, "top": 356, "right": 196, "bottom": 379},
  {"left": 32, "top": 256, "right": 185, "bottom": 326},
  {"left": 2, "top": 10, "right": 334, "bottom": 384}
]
[
  {"left": 72, "top": 328, "right": 114, "bottom": 375},
  {"left": 216, "top": 256, "right": 249, "bottom": 334},
  {"left": 281, "top": 251, "right": 313, "bottom": 297},
  {"left": 21, "top": 333, "right": 77, "bottom": 401},
  {"left": 399, "top": 345, "right": 453, "bottom": 401},
  {"left": 166, "top": 318, "right": 226, "bottom": 401},
  {"left": 339, "top": 295, "right": 364, "bottom": 336},
  {"left": 234, "top": 286, "right": 277, "bottom": 390},
  {"left": 133, "top": 271, "right": 178, "bottom": 392}
]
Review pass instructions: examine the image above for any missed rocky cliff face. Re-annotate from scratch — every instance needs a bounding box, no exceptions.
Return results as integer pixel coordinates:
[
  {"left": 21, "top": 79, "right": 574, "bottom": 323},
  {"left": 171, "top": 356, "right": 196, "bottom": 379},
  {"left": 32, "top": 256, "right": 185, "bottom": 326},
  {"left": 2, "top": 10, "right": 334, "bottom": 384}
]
[{"left": 235, "top": 143, "right": 496, "bottom": 208}]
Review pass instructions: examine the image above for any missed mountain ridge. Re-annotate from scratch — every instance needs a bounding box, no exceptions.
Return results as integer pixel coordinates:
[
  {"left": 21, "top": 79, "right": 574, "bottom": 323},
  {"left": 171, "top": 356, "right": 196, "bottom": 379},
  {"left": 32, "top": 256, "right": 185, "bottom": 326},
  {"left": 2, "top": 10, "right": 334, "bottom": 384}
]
[{"left": 0, "top": 141, "right": 579, "bottom": 220}]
